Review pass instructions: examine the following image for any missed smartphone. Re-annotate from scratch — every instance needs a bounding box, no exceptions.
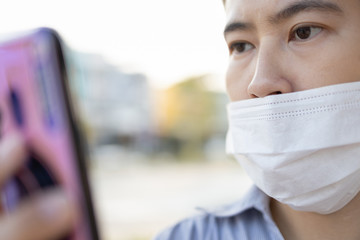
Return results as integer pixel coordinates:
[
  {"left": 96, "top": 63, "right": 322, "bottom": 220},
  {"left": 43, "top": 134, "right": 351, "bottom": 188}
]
[{"left": 0, "top": 28, "right": 99, "bottom": 240}]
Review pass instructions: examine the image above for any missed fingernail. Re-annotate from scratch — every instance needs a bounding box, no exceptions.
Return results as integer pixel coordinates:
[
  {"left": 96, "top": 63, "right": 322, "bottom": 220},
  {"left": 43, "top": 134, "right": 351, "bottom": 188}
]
[{"left": 0, "top": 133, "right": 25, "bottom": 162}]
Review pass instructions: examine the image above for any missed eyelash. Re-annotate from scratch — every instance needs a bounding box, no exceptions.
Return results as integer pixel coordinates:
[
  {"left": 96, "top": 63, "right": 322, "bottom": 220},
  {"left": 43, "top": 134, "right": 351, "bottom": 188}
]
[
  {"left": 228, "top": 42, "right": 254, "bottom": 55},
  {"left": 228, "top": 24, "right": 323, "bottom": 55},
  {"left": 288, "top": 25, "right": 323, "bottom": 42}
]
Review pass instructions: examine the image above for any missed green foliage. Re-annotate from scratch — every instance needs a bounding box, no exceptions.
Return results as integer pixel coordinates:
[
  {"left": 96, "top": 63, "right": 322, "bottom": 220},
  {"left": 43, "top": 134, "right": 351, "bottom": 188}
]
[{"left": 163, "top": 75, "right": 228, "bottom": 159}]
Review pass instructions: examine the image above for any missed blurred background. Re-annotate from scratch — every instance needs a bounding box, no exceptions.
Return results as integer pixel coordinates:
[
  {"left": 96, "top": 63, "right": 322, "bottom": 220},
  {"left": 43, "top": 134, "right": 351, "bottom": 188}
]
[{"left": 0, "top": 0, "right": 252, "bottom": 239}]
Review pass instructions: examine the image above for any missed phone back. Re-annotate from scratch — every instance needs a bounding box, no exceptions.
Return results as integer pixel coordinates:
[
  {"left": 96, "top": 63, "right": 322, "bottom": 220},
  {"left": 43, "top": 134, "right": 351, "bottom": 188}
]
[{"left": 0, "top": 28, "right": 99, "bottom": 240}]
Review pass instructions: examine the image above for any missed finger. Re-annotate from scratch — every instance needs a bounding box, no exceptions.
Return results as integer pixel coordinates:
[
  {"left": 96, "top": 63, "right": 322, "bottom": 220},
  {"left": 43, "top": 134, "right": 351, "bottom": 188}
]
[
  {"left": 0, "top": 133, "right": 26, "bottom": 185},
  {"left": 0, "top": 189, "right": 76, "bottom": 240}
]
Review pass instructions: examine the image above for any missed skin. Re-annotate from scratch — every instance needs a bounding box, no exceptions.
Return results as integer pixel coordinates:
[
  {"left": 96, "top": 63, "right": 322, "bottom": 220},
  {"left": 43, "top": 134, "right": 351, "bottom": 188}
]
[
  {"left": 0, "top": 133, "right": 75, "bottom": 240},
  {"left": 224, "top": 0, "right": 360, "bottom": 100},
  {"left": 224, "top": 0, "right": 360, "bottom": 239},
  {"left": 1, "top": 1, "right": 360, "bottom": 239}
]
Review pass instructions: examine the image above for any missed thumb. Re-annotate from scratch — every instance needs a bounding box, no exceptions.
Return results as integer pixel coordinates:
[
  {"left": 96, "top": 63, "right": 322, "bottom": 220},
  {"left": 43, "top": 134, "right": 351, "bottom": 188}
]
[
  {"left": 0, "top": 133, "right": 26, "bottom": 186},
  {"left": 0, "top": 189, "right": 76, "bottom": 240}
]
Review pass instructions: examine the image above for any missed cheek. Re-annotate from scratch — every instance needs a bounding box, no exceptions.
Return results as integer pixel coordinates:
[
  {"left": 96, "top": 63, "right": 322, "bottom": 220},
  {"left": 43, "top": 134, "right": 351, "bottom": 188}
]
[
  {"left": 226, "top": 61, "right": 252, "bottom": 101},
  {"left": 289, "top": 42, "right": 360, "bottom": 90},
  {"left": 314, "top": 31, "right": 360, "bottom": 85},
  {"left": 314, "top": 47, "right": 360, "bottom": 86},
  {"left": 335, "top": 50, "right": 360, "bottom": 82}
]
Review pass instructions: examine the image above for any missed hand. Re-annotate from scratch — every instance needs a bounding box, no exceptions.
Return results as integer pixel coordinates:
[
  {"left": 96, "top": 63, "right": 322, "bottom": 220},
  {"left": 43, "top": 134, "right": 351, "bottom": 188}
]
[{"left": 0, "top": 133, "right": 76, "bottom": 240}]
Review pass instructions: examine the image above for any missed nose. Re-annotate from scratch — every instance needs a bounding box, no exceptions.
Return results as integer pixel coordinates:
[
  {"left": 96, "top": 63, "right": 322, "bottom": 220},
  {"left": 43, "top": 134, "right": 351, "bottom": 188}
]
[{"left": 247, "top": 44, "right": 293, "bottom": 98}]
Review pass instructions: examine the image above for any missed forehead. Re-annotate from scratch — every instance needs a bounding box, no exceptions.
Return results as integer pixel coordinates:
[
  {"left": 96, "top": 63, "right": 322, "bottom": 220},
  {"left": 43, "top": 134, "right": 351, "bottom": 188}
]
[
  {"left": 225, "top": 0, "right": 282, "bottom": 14},
  {"left": 224, "top": 0, "right": 344, "bottom": 21}
]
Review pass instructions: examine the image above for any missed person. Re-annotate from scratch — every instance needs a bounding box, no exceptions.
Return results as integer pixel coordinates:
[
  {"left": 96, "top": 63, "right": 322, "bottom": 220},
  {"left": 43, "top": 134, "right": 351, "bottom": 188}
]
[
  {"left": 1, "top": 0, "right": 360, "bottom": 239},
  {"left": 0, "top": 132, "right": 76, "bottom": 240},
  {"left": 154, "top": 0, "right": 360, "bottom": 239}
]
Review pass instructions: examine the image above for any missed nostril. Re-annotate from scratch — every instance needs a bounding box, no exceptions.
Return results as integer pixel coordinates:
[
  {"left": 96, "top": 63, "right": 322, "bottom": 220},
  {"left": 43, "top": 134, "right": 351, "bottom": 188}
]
[
  {"left": 249, "top": 91, "right": 282, "bottom": 99},
  {"left": 269, "top": 91, "right": 282, "bottom": 95},
  {"left": 249, "top": 93, "right": 259, "bottom": 99}
]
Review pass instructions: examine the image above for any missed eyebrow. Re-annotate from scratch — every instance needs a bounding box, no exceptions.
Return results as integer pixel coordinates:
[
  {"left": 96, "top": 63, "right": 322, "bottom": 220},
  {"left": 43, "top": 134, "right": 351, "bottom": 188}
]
[
  {"left": 224, "top": 0, "right": 343, "bottom": 36},
  {"left": 223, "top": 22, "right": 255, "bottom": 35},
  {"left": 269, "top": 0, "right": 343, "bottom": 24}
]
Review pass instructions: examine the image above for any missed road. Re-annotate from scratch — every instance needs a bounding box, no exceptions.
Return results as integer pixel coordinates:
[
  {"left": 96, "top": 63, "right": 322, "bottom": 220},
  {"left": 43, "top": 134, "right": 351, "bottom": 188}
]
[{"left": 88, "top": 152, "right": 252, "bottom": 240}]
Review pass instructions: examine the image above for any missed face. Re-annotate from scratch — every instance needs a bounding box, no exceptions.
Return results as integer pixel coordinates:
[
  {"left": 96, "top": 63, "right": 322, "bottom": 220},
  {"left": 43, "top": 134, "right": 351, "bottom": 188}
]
[{"left": 224, "top": 0, "right": 360, "bottom": 101}]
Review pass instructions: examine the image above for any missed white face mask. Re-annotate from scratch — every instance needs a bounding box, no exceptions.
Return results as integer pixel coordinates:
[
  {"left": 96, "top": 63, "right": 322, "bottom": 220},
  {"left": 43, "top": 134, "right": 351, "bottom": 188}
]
[{"left": 226, "top": 81, "right": 360, "bottom": 214}]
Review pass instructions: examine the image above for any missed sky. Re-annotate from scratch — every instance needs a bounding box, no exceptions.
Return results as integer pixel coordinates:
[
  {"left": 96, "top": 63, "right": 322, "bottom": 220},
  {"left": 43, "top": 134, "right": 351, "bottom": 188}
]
[{"left": 0, "top": 0, "right": 229, "bottom": 89}]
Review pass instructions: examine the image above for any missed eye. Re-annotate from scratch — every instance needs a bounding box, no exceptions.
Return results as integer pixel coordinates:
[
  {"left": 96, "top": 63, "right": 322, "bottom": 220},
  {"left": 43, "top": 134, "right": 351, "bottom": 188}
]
[
  {"left": 229, "top": 42, "right": 254, "bottom": 55},
  {"left": 290, "top": 26, "right": 323, "bottom": 41}
]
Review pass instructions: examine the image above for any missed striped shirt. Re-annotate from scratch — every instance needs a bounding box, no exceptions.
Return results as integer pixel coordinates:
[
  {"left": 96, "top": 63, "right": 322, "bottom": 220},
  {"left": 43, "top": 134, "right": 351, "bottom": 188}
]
[{"left": 154, "top": 186, "right": 284, "bottom": 240}]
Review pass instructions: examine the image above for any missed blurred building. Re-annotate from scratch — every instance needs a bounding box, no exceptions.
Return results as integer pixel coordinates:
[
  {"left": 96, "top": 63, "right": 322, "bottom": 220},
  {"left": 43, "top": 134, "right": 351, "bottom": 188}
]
[
  {"left": 65, "top": 51, "right": 229, "bottom": 161},
  {"left": 67, "top": 52, "right": 156, "bottom": 153}
]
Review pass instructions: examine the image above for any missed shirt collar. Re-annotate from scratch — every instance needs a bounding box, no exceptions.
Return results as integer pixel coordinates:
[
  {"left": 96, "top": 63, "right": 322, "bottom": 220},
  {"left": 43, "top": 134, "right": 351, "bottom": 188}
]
[{"left": 198, "top": 185, "right": 273, "bottom": 222}]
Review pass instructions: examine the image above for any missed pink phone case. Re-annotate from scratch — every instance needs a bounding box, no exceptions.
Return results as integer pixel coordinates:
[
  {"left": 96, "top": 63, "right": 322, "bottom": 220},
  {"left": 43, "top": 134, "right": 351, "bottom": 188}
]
[{"left": 0, "top": 28, "right": 99, "bottom": 240}]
